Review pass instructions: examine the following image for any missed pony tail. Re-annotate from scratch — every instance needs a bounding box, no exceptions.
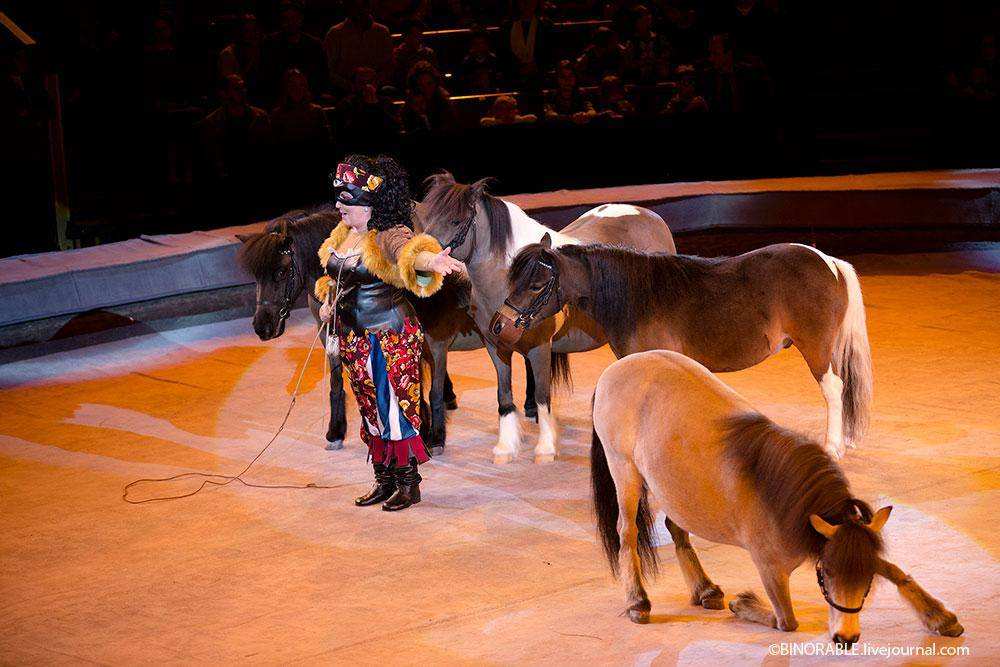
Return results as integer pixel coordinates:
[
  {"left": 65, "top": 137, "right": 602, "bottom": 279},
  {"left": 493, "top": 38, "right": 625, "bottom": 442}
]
[
  {"left": 590, "top": 419, "right": 659, "bottom": 578},
  {"left": 636, "top": 486, "right": 659, "bottom": 577},
  {"left": 591, "top": 424, "right": 621, "bottom": 575},
  {"left": 831, "top": 258, "right": 873, "bottom": 444},
  {"left": 550, "top": 352, "right": 572, "bottom": 391}
]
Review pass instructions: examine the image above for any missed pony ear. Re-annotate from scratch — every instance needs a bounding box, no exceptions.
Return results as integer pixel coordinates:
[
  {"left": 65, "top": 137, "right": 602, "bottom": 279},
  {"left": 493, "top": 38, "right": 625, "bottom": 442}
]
[
  {"left": 540, "top": 232, "right": 553, "bottom": 248},
  {"left": 809, "top": 514, "right": 839, "bottom": 539},
  {"left": 235, "top": 233, "right": 255, "bottom": 244},
  {"left": 868, "top": 506, "right": 893, "bottom": 533}
]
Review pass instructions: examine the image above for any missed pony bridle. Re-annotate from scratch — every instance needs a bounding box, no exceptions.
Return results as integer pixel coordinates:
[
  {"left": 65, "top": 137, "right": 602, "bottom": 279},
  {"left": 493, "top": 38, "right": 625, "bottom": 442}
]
[
  {"left": 444, "top": 205, "right": 477, "bottom": 260},
  {"left": 815, "top": 560, "right": 873, "bottom": 614},
  {"left": 489, "top": 258, "right": 560, "bottom": 348},
  {"left": 257, "top": 242, "right": 301, "bottom": 323}
]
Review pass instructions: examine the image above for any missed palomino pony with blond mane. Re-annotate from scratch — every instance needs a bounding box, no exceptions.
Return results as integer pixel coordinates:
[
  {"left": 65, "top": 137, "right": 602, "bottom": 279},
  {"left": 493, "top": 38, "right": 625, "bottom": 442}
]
[
  {"left": 592, "top": 350, "right": 963, "bottom": 645},
  {"left": 419, "top": 173, "right": 676, "bottom": 463},
  {"left": 498, "top": 236, "right": 873, "bottom": 458}
]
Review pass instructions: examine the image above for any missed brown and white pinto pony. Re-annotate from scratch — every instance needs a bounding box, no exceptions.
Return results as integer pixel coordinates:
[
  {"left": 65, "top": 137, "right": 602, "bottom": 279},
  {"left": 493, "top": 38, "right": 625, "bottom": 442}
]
[
  {"left": 419, "top": 174, "right": 676, "bottom": 463},
  {"left": 591, "top": 350, "right": 963, "bottom": 645},
  {"left": 499, "top": 236, "right": 873, "bottom": 458}
]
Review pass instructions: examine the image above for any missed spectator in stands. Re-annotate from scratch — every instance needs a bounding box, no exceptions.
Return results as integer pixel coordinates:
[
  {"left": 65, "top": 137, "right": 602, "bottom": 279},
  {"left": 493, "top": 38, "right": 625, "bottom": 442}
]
[
  {"left": 703, "top": 32, "right": 771, "bottom": 112},
  {"left": 703, "top": 32, "right": 740, "bottom": 112},
  {"left": 219, "top": 14, "right": 262, "bottom": 98},
  {"left": 661, "top": 2, "right": 704, "bottom": 65},
  {"left": 270, "top": 68, "right": 332, "bottom": 146},
  {"left": 336, "top": 66, "right": 400, "bottom": 139},
  {"left": 726, "top": 0, "right": 773, "bottom": 68},
  {"left": 405, "top": 60, "right": 456, "bottom": 130},
  {"left": 324, "top": 1, "right": 394, "bottom": 94},
  {"left": 501, "top": 0, "right": 553, "bottom": 86},
  {"left": 593, "top": 75, "right": 635, "bottom": 120},
  {"left": 459, "top": 26, "right": 501, "bottom": 92},
  {"left": 544, "top": 59, "right": 596, "bottom": 124},
  {"left": 270, "top": 68, "right": 332, "bottom": 202},
  {"left": 374, "top": 0, "right": 430, "bottom": 31},
  {"left": 393, "top": 20, "right": 437, "bottom": 89},
  {"left": 1, "top": 47, "right": 44, "bottom": 130},
  {"left": 576, "top": 26, "right": 628, "bottom": 85},
  {"left": 144, "top": 14, "right": 196, "bottom": 190},
  {"left": 949, "top": 33, "right": 997, "bottom": 103},
  {"left": 480, "top": 95, "right": 537, "bottom": 126},
  {"left": 401, "top": 87, "right": 432, "bottom": 134},
  {"left": 661, "top": 64, "right": 708, "bottom": 113},
  {"left": 198, "top": 74, "right": 270, "bottom": 220},
  {"left": 625, "top": 5, "right": 669, "bottom": 83},
  {"left": 144, "top": 14, "right": 187, "bottom": 112},
  {"left": 261, "top": 0, "right": 327, "bottom": 104}
]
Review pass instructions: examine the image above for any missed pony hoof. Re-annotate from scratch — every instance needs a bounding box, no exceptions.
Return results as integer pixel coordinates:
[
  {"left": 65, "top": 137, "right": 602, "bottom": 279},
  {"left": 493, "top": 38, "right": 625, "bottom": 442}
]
[
  {"left": 938, "top": 621, "right": 964, "bottom": 637},
  {"left": 934, "top": 613, "right": 964, "bottom": 637},
  {"left": 325, "top": 440, "right": 344, "bottom": 451},
  {"left": 534, "top": 453, "right": 556, "bottom": 464},
  {"left": 493, "top": 453, "right": 514, "bottom": 465},
  {"left": 445, "top": 399, "right": 459, "bottom": 411},
  {"left": 697, "top": 585, "right": 725, "bottom": 610},
  {"left": 627, "top": 609, "right": 650, "bottom": 624},
  {"left": 430, "top": 445, "right": 445, "bottom": 456}
]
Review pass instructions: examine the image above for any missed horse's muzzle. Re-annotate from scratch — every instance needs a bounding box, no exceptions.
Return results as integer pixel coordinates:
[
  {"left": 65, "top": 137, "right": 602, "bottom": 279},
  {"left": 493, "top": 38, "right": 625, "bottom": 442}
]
[{"left": 488, "top": 304, "right": 525, "bottom": 349}]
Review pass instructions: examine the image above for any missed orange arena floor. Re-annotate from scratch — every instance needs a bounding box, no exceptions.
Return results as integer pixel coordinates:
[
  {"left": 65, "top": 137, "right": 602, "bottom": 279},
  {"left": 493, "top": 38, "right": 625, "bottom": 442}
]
[{"left": 2, "top": 245, "right": 998, "bottom": 664}]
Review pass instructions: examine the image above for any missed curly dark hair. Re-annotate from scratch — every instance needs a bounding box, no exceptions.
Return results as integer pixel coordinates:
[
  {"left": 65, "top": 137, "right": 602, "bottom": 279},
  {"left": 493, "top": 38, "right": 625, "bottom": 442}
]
[{"left": 336, "top": 154, "right": 414, "bottom": 231}]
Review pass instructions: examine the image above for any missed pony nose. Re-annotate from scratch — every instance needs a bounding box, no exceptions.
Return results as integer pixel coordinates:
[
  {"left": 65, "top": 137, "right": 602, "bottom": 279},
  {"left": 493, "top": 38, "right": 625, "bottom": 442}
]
[
  {"left": 252, "top": 315, "right": 272, "bottom": 340},
  {"left": 833, "top": 633, "right": 859, "bottom": 649}
]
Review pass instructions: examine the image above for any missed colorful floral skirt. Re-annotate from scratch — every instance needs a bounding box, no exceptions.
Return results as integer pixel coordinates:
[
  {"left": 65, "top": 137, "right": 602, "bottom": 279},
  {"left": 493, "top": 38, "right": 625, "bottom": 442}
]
[{"left": 338, "top": 317, "right": 430, "bottom": 466}]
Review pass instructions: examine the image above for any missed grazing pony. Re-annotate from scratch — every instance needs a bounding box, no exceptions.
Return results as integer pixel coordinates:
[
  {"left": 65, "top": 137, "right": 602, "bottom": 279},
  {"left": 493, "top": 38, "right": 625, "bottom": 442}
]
[
  {"left": 420, "top": 173, "right": 676, "bottom": 463},
  {"left": 499, "top": 236, "right": 873, "bottom": 458},
  {"left": 591, "top": 350, "right": 963, "bottom": 645},
  {"left": 236, "top": 205, "right": 490, "bottom": 453}
]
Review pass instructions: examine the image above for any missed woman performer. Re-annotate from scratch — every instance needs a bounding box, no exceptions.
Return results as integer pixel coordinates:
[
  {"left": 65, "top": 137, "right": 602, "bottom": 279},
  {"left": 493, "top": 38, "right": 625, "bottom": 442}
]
[{"left": 315, "top": 155, "right": 464, "bottom": 511}]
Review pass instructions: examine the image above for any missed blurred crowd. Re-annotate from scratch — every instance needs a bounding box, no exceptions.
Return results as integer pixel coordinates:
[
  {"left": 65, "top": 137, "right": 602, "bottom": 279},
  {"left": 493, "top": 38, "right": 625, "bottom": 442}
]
[
  {"left": 2, "top": 0, "right": 996, "bottom": 252},
  {"left": 133, "top": 0, "right": 799, "bottom": 223}
]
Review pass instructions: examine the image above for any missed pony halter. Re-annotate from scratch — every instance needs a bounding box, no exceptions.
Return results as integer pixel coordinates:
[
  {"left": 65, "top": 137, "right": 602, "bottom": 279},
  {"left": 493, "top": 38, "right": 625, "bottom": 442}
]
[
  {"left": 255, "top": 234, "right": 301, "bottom": 322},
  {"left": 815, "top": 560, "right": 873, "bottom": 614},
  {"left": 489, "top": 258, "right": 559, "bottom": 347},
  {"left": 445, "top": 205, "right": 477, "bottom": 256}
]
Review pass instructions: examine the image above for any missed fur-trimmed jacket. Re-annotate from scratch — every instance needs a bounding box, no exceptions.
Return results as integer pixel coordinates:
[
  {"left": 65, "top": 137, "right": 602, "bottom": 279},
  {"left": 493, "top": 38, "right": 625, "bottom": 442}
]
[{"left": 314, "top": 222, "right": 444, "bottom": 302}]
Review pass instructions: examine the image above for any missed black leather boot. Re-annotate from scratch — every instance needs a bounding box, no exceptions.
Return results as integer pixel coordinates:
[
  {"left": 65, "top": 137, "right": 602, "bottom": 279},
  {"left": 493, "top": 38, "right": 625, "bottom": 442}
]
[
  {"left": 355, "top": 463, "right": 395, "bottom": 506},
  {"left": 382, "top": 458, "right": 421, "bottom": 511}
]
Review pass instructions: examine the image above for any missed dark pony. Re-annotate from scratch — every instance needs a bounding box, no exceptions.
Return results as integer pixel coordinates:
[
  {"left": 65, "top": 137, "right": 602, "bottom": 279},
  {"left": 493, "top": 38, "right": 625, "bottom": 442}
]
[
  {"left": 721, "top": 413, "right": 883, "bottom": 586},
  {"left": 423, "top": 172, "right": 512, "bottom": 258}
]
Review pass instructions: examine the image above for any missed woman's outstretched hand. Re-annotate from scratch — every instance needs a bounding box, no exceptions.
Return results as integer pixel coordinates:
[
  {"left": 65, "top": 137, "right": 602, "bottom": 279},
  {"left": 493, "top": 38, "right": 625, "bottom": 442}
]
[
  {"left": 319, "top": 301, "right": 333, "bottom": 323},
  {"left": 428, "top": 246, "right": 466, "bottom": 275}
]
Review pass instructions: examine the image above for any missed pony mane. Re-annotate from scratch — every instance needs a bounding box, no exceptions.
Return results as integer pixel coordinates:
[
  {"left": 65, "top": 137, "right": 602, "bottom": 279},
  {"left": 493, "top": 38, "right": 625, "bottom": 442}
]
[
  {"left": 237, "top": 204, "right": 340, "bottom": 280},
  {"left": 423, "top": 171, "right": 511, "bottom": 258},
  {"left": 550, "top": 244, "right": 719, "bottom": 340},
  {"left": 722, "top": 413, "right": 883, "bottom": 578}
]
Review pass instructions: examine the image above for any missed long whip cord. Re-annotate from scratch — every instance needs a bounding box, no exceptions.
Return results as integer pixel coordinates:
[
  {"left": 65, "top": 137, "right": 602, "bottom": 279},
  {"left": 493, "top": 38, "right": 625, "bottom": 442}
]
[{"left": 122, "top": 323, "right": 353, "bottom": 504}]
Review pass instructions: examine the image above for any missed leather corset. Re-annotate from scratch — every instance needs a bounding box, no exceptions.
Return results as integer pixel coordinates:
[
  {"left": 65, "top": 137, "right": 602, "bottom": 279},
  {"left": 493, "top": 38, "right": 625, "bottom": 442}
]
[{"left": 326, "top": 254, "right": 416, "bottom": 333}]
